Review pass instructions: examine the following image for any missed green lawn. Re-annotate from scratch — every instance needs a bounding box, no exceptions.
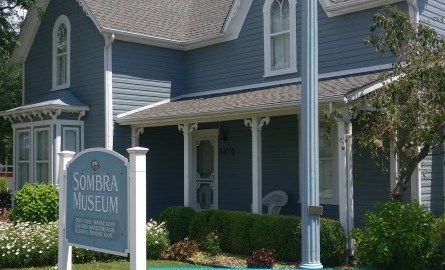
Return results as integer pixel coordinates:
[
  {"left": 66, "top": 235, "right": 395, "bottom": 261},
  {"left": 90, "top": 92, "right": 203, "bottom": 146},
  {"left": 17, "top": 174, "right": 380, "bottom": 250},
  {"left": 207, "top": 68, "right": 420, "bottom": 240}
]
[{"left": 3, "top": 260, "right": 207, "bottom": 270}]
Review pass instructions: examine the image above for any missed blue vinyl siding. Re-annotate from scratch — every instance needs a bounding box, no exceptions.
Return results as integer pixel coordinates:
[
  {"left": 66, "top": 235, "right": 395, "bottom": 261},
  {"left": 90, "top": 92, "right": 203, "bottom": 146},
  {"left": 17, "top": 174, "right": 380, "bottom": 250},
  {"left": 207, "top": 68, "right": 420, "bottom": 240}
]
[
  {"left": 138, "top": 126, "right": 184, "bottom": 219},
  {"left": 25, "top": 0, "right": 105, "bottom": 148},
  {"left": 421, "top": 147, "right": 444, "bottom": 216},
  {"left": 419, "top": 0, "right": 445, "bottom": 36},
  {"left": 112, "top": 41, "right": 185, "bottom": 116},
  {"left": 183, "top": 1, "right": 402, "bottom": 96}
]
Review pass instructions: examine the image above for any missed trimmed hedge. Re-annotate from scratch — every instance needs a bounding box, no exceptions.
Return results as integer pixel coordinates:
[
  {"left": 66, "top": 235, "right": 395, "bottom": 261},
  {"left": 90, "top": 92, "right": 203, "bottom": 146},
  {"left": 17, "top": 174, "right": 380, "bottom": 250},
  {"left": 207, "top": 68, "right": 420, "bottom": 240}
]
[
  {"left": 188, "top": 209, "right": 345, "bottom": 266},
  {"left": 159, "top": 206, "right": 196, "bottom": 243}
]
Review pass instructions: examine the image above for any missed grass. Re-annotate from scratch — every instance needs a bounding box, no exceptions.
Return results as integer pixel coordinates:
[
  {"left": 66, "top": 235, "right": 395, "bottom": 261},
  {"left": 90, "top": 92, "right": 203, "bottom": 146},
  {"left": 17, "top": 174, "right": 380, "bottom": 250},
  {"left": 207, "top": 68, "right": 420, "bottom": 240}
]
[{"left": 3, "top": 260, "right": 207, "bottom": 270}]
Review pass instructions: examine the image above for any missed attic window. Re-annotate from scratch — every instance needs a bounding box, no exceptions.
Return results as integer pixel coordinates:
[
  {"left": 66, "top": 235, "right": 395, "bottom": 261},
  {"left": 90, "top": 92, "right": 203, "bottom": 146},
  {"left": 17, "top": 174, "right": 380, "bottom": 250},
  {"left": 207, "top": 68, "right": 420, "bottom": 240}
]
[
  {"left": 52, "top": 15, "right": 71, "bottom": 90},
  {"left": 263, "top": 0, "right": 297, "bottom": 77}
]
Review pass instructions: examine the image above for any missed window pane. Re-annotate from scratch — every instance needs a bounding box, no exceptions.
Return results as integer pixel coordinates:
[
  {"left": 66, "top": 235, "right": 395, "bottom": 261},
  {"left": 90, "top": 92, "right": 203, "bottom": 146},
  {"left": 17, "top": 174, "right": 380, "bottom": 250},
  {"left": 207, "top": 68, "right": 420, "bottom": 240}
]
[
  {"left": 18, "top": 132, "right": 30, "bottom": 161},
  {"left": 319, "top": 125, "right": 333, "bottom": 199},
  {"left": 36, "top": 130, "right": 49, "bottom": 161},
  {"left": 57, "top": 55, "right": 67, "bottom": 85},
  {"left": 17, "top": 163, "right": 29, "bottom": 189},
  {"left": 271, "top": 33, "right": 290, "bottom": 70},
  {"left": 282, "top": 0, "right": 289, "bottom": 31},
  {"left": 36, "top": 163, "right": 49, "bottom": 183},
  {"left": 64, "top": 130, "right": 77, "bottom": 152},
  {"left": 320, "top": 159, "right": 333, "bottom": 199},
  {"left": 57, "top": 24, "right": 67, "bottom": 54},
  {"left": 271, "top": 0, "right": 282, "bottom": 33},
  {"left": 197, "top": 140, "right": 214, "bottom": 178}
]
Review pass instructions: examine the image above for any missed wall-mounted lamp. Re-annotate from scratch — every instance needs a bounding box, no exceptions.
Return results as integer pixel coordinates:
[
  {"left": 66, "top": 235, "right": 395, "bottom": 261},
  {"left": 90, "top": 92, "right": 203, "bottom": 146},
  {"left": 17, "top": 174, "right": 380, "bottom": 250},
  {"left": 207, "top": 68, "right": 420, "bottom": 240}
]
[{"left": 219, "top": 124, "right": 228, "bottom": 141}]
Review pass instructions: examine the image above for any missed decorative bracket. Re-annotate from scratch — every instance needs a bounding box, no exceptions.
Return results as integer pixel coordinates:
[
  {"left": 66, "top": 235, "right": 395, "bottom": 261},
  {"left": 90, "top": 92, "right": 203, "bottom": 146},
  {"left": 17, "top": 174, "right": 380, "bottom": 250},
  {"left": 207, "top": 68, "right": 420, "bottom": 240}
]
[
  {"left": 244, "top": 116, "right": 270, "bottom": 131},
  {"left": 178, "top": 123, "right": 198, "bottom": 134}
]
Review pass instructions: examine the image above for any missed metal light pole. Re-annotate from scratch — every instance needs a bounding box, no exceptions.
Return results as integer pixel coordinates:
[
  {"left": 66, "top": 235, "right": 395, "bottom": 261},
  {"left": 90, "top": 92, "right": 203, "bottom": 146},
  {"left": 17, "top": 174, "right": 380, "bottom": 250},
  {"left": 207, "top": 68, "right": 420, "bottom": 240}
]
[{"left": 300, "top": 0, "right": 322, "bottom": 269}]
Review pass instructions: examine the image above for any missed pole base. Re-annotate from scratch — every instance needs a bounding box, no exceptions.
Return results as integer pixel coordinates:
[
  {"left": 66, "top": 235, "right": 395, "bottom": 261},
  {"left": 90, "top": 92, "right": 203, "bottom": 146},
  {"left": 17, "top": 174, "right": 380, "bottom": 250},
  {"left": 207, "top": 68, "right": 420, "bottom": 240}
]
[{"left": 299, "top": 262, "right": 323, "bottom": 269}]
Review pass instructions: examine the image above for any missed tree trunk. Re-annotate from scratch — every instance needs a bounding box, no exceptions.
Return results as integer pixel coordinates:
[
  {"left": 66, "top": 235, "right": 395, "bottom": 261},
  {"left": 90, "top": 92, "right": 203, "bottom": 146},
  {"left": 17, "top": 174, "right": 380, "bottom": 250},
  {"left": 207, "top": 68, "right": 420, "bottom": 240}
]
[{"left": 390, "top": 144, "right": 431, "bottom": 201}]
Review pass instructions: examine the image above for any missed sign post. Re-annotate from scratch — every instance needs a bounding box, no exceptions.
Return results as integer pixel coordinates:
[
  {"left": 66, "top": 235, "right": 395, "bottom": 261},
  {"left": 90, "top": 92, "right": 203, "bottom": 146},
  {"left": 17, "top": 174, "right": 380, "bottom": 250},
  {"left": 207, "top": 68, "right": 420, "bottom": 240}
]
[{"left": 58, "top": 147, "right": 148, "bottom": 270}]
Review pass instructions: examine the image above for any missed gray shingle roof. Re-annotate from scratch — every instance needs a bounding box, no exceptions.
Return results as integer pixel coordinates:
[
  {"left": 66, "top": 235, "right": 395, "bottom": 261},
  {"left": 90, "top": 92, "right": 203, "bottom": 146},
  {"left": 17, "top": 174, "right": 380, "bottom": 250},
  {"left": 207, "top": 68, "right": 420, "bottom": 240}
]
[
  {"left": 117, "top": 72, "right": 382, "bottom": 125},
  {"left": 85, "top": 0, "right": 234, "bottom": 42}
]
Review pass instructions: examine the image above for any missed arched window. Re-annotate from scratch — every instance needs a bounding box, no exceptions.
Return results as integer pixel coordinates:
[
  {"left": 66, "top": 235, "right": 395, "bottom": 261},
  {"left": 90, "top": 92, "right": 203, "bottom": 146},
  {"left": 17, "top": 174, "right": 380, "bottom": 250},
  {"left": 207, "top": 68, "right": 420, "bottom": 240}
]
[
  {"left": 52, "top": 15, "right": 71, "bottom": 90},
  {"left": 263, "top": 0, "right": 297, "bottom": 77}
]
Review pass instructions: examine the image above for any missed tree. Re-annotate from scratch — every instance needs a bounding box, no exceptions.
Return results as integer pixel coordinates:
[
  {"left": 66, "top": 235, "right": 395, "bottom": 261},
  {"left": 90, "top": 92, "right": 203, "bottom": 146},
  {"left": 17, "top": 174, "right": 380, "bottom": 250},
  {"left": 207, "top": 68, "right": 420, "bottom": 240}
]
[
  {"left": 351, "top": 6, "right": 445, "bottom": 201},
  {"left": 0, "top": 0, "right": 36, "bottom": 164}
]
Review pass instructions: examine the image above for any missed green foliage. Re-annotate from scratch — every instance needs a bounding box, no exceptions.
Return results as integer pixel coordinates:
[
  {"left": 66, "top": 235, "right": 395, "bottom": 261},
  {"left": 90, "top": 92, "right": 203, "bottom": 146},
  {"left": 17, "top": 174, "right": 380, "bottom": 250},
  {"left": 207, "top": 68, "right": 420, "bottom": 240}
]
[
  {"left": 188, "top": 209, "right": 345, "bottom": 266},
  {"left": 10, "top": 183, "right": 59, "bottom": 223},
  {"left": 246, "top": 248, "right": 276, "bottom": 268},
  {"left": 0, "top": 191, "right": 11, "bottom": 208},
  {"left": 72, "top": 247, "right": 120, "bottom": 264},
  {"left": 146, "top": 219, "right": 170, "bottom": 259},
  {"left": 163, "top": 239, "right": 199, "bottom": 261},
  {"left": 320, "top": 218, "right": 347, "bottom": 267},
  {"left": 353, "top": 6, "right": 445, "bottom": 199},
  {"left": 353, "top": 202, "right": 436, "bottom": 270},
  {"left": 429, "top": 216, "right": 445, "bottom": 270},
  {"left": 0, "top": 177, "right": 7, "bottom": 192},
  {"left": 159, "top": 206, "right": 196, "bottom": 243},
  {"left": 202, "top": 231, "right": 221, "bottom": 256}
]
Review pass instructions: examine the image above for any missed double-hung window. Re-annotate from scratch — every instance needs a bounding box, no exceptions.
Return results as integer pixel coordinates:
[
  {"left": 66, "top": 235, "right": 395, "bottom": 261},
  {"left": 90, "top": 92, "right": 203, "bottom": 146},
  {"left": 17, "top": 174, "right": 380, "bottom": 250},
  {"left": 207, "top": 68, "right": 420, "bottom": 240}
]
[
  {"left": 52, "top": 15, "right": 71, "bottom": 90},
  {"left": 263, "top": 0, "right": 297, "bottom": 77}
]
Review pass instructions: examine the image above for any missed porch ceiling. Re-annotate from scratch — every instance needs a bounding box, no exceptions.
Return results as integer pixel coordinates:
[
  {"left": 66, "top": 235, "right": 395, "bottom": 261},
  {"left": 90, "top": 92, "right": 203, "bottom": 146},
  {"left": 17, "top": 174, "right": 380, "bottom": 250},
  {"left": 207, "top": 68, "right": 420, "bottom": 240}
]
[{"left": 117, "top": 71, "right": 382, "bottom": 127}]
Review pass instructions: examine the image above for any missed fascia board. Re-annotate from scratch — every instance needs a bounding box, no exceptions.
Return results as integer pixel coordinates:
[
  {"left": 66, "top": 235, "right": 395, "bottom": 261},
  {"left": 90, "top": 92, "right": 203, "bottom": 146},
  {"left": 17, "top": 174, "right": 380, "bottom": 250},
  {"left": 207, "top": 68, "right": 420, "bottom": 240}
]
[{"left": 320, "top": 0, "right": 404, "bottom": 17}]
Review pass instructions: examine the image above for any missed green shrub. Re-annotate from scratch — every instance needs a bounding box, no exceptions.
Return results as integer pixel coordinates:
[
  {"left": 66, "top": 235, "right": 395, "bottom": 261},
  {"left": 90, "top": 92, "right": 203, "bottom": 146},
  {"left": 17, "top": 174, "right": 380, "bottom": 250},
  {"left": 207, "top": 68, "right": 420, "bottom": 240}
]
[
  {"left": 0, "top": 192, "right": 11, "bottom": 208},
  {"left": 0, "top": 177, "right": 7, "bottom": 192},
  {"left": 159, "top": 206, "right": 196, "bottom": 243},
  {"left": 320, "top": 218, "right": 346, "bottom": 267},
  {"left": 429, "top": 215, "right": 445, "bottom": 270},
  {"left": 353, "top": 201, "right": 435, "bottom": 270},
  {"left": 163, "top": 239, "right": 199, "bottom": 261},
  {"left": 146, "top": 219, "right": 170, "bottom": 259},
  {"left": 188, "top": 209, "right": 345, "bottom": 266},
  {"left": 11, "top": 183, "right": 59, "bottom": 223},
  {"left": 246, "top": 248, "right": 276, "bottom": 268},
  {"left": 203, "top": 231, "right": 222, "bottom": 255}
]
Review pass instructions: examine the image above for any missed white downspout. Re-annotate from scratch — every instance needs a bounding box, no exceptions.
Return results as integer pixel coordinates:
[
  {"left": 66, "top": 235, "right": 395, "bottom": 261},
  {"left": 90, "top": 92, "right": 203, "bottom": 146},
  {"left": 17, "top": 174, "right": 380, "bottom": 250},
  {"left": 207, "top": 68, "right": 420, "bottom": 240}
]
[{"left": 104, "top": 33, "right": 115, "bottom": 150}]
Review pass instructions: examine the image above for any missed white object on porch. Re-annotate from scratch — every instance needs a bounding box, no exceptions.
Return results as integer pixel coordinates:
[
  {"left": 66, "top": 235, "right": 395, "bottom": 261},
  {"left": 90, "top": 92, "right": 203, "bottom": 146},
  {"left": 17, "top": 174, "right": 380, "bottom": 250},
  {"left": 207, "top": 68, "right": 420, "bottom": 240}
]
[{"left": 262, "top": 190, "right": 288, "bottom": 215}]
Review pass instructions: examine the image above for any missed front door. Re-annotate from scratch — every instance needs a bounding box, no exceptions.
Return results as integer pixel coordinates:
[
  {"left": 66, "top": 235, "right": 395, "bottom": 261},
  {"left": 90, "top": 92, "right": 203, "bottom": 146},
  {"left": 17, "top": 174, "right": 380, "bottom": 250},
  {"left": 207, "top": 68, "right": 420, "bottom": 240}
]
[{"left": 193, "top": 129, "right": 218, "bottom": 210}]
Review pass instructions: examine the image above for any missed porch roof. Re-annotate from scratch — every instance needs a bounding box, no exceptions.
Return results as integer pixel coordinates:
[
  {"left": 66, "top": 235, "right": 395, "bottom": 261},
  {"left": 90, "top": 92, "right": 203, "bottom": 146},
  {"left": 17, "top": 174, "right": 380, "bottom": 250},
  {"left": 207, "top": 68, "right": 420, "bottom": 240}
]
[
  {"left": 1, "top": 90, "right": 89, "bottom": 121},
  {"left": 117, "top": 71, "right": 382, "bottom": 127}
]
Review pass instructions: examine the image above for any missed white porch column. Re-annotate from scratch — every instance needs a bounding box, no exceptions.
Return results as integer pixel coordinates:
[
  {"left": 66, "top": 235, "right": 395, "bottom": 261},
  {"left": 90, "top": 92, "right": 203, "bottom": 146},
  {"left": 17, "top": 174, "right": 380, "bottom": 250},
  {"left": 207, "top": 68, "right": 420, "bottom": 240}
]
[
  {"left": 244, "top": 116, "right": 270, "bottom": 214},
  {"left": 57, "top": 151, "right": 75, "bottom": 270},
  {"left": 178, "top": 123, "right": 198, "bottom": 207},
  {"left": 337, "top": 118, "right": 354, "bottom": 257}
]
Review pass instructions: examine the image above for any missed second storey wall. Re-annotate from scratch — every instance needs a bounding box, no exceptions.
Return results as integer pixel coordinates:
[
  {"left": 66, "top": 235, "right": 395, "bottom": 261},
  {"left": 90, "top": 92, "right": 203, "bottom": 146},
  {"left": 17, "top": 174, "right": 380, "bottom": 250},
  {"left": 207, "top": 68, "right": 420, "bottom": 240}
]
[{"left": 25, "top": 0, "right": 105, "bottom": 148}]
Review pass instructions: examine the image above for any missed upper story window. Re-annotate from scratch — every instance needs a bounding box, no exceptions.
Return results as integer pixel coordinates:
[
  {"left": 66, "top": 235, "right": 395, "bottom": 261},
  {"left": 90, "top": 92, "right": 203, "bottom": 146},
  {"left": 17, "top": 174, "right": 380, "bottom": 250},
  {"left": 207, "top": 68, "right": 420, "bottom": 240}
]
[
  {"left": 52, "top": 15, "right": 71, "bottom": 90},
  {"left": 263, "top": 0, "right": 297, "bottom": 77}
]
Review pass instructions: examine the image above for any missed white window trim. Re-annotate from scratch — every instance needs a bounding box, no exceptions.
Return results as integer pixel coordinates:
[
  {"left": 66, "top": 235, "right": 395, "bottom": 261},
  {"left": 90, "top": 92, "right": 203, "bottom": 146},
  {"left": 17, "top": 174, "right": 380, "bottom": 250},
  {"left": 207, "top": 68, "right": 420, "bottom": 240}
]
[
  {"left": 263, "top": 0, "right": 297, "bottom": 78},
  {"left": 52, "top": 15, "right": 71, "bottom": 91},
  {"left": 62, "top": 126, "right": 80, "bottom": 152}
]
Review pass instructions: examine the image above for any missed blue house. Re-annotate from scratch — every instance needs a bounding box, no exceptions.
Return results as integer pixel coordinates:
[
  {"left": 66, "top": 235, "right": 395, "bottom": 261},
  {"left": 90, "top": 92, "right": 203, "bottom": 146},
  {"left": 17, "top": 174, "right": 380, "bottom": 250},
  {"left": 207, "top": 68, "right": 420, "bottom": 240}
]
[{"left": 2, "top": 0, "right": 445, "bottom": 254}]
